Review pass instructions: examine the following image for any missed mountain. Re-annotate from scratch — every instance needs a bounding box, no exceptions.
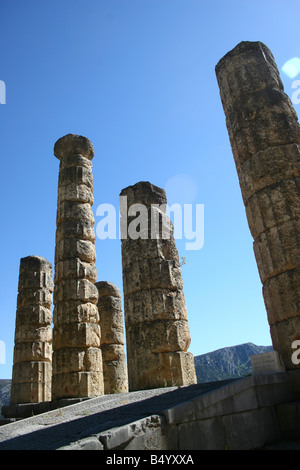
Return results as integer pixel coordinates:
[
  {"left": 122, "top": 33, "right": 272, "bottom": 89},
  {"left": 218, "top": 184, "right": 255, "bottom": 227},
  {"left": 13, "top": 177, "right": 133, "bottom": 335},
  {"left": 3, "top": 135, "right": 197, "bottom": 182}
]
[
  {"left": 194, "top": 342, "right": 273, "bottom": 383},
  {"left": 0, "top": 380, "right": 11, "bottom": 416}
]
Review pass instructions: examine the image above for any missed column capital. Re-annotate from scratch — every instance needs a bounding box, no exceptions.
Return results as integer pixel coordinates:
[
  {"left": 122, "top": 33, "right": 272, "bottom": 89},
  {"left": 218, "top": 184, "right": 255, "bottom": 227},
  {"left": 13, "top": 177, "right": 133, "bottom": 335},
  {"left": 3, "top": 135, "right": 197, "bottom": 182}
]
[{"left": 54, "top": 134, "right": 94, "bottom": 161}]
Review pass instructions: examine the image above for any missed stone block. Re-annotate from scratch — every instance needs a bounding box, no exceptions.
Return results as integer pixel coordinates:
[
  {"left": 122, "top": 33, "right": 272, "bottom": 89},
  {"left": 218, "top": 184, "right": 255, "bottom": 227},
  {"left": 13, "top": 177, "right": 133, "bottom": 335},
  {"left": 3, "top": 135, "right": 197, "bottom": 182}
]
[
  {"left": 124, "top": 290, "right": 188, "bottom": 326},
  {"left": 56, "top": 201, "right": 94, "bottom": 225},
  {"left": 121, "top": 236, "right": 179, "bottom": 267},
  {"left": 53, "top": 322, "right": 101, "bottom": 349},
  {"left": 178, "top": 417, "right": 226, "bottom": 450},
  {"left": 17, "top": 288, "right": 53, "bottom": 309},
  {"left": 58, "top": 165, "right": 93, "bottom": 189},
  {"left": 245, "top": 178, "right": 300, "bottom": 239},
  {"left": 123, "top": 258, "right": 183, "bottom": 295},
  {"left": 253, "top": 218, "right": 300, "bottom": 284},
  {"left": 13, "top": 341, "right": 52, "bottom": 363},
  {"left": 54, "top": 278, "right": 98, "bottom": 303},
  {"left": 56, "top": 219, "right": 95, "bottom": 243},
  {"left": 263, "top": 268, "right": 300, "bottom": 325},
  {"left": 54, "top": 258, "right": 97, "bottom": 283},
  {"left": 14, "top": 325, "right": 52, "bottom": 344},
  {"left": 224, "top": 407, "right": 281, "bottom": 450},
  {"left": 237, "top": 143, "right": 300, "bottom": 203},
  {"left": 52, "top": 370, "right": 104, "bottom": 399},
  {"left": 126, "top": 320, "right": 191, "bottom": 354},
  {"left": 12, "top": 361, "right": 52, "bottom": 384},
  {"left": 216, "top": 42, "right": 282, "bottom": 105},
  {"left": 250, "top": 351, "right": 286, "bottom": 375},
  {"left": 53, "top": 300, "right": 99, "bottom": 325},
  {"left": 15, "top": 305, "right": 52, "bottom": 326},
  {"left": 52, "top": 347, "right": 102, "bottom": 374},
  {"left": 127, "top": 351, "right": 196, "bottom": 391},
  {"left": 101, "top": 344, "right": 126, "bottom": 361},
  {"left": 57, "top": 183, "right": 94, "bottom": 205},
  {"left": 225, "top": 88, "right": 297, "bottom": 139},
  {"left": 55, "top": 238, "right": 96, "bottom": 264},
  {"left": 103, "top": 359, "right": 129, "bottom": 394}
]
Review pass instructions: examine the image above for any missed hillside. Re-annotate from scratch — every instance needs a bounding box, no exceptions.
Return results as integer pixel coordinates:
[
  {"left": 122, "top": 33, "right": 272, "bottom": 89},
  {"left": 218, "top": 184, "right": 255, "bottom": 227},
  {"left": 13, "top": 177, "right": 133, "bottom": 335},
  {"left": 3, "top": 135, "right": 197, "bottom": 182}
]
[
  {"left": 0, "top": 380, "right": 11, "bottom": 416},
  {"left": 194, "top": 342, "right": 273, "bottom": 383}
]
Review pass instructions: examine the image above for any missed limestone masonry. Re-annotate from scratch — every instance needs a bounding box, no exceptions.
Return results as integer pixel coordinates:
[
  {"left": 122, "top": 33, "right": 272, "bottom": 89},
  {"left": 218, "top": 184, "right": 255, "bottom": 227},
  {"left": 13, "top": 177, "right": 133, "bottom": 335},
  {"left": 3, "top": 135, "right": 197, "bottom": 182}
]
[
  {"left": 216, "top": 41, "right": 300, "bottom": 368},
  {"left": 11, "top": 256, "right": 53, "bottom": 404},
  {"left": 120, "top": 181, "right": 197, "bottom": 390},
  {"left": 95, "top": 281, "right": 128, "bottom": 394},
  {"left": 52, "top": 134, "right": 103, "bottom": 399}
]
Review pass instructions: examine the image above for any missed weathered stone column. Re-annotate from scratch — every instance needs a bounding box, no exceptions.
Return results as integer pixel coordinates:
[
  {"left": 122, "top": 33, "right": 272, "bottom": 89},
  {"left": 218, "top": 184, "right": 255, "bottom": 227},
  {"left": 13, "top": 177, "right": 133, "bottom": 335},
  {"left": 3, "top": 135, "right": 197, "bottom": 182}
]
[
  {"left": 215, "top": 41, "right": 300, "bottom": 368},
  {"left": 95, "top": 281, "right": 128, "bottom": 394},
  {"left": 52, "top": 134, "right": 103, "bottom": 399},
  {"left": 11, "top": 256, "right": 53, "bottom": 404},
  {"left": 120, "top": 181, "right": 197, "bottom": 390}
]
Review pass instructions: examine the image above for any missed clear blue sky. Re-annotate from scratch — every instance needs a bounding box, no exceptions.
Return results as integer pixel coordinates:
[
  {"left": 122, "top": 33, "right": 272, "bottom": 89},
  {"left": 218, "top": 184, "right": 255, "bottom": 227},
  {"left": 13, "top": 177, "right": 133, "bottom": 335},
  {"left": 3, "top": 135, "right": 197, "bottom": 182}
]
[{"left": 0, "top": 0, "right": 299, "bottom": 379}]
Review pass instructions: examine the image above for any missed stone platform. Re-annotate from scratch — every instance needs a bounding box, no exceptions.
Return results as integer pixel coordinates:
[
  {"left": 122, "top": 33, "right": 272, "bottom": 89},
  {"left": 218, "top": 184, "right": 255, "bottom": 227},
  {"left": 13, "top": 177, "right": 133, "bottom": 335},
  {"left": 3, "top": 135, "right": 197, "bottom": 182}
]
[{"left": 1, "top": 371, "right": 300, "bottom": 450}]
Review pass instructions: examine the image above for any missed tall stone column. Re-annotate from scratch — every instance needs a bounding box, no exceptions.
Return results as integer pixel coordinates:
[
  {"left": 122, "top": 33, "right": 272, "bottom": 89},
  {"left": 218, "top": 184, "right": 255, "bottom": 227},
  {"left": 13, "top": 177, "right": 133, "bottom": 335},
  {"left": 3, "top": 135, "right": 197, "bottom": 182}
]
[
  {"left": 11, "top": 256, "right": 53, "bottom": 404},
  {"left": 95, "top": 281, "right": 128, "bottom": 394},
  {"left": 120, "top": 181, "right": 197, "bottom": 390},
  {"left": 215, "top": 41, "right": 300, "bottom": 369},
  {"left": 52, "top": 134, "right": 103, "bottom": 399}
]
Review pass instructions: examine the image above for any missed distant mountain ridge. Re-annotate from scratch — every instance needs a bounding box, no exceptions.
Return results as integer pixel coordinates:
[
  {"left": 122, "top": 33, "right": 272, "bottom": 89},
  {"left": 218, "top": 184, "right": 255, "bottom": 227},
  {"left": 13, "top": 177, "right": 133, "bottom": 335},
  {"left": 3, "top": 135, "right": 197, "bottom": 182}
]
[
  {"left": 0, "top": 343, "right": 272, "bottom": 413},
  {"left": 194, "top": 342, "right": 273, "bottom": 383}
]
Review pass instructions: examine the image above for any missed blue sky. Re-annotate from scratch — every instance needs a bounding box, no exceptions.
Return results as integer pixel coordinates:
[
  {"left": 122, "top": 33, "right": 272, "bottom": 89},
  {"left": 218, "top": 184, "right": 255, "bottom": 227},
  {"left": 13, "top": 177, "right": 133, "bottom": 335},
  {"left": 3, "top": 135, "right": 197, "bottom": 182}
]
[{"left": 0, "top": 0, "right": 299, "bottom": 379}]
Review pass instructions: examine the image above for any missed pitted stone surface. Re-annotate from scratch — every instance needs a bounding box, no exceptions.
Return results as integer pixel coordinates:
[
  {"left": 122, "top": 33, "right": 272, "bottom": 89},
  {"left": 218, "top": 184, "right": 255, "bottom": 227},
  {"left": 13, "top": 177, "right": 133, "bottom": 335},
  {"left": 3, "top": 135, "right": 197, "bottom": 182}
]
[
  {"left": 216, "top": 41, "right": 300, "bottom": 368},
  {"left": 120, "top": 181, "right": 197, "bottom": 391},
  {"left": 11, "top": 256, "right": 53, "bottom": 404},
  {"left": 52, "top": 134, "right": 103, "bottom": 399}
]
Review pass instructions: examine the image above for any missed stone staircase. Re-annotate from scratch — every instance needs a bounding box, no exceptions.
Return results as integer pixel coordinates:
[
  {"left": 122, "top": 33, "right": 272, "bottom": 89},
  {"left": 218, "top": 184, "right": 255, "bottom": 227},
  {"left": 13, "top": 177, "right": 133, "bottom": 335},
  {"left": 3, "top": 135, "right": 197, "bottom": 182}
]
[{"left": 1, "top": 371, "right": 300, "bottom": 450}]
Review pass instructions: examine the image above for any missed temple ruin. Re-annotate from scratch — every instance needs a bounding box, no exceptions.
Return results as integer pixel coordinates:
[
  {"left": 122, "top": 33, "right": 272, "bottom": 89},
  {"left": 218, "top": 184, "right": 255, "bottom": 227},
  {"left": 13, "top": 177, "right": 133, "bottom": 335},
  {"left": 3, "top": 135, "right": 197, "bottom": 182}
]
[
  {"left": 216, "top": 41, "right": 300, "bottom": 369},
  {"left": 6, "top": 40, "right": 300, "bottom": 425},
  {"left": 52, "top": 134, "right": 103, "bottom": 399},
  {"left": 120, "top": 182, "right": 197, "bottom": 390},
  {"left": 95, "top": 281, "right": 128, "bottom": 394},
  {"left": 11, "top": 256, "right": 53, "bottom": 404}
]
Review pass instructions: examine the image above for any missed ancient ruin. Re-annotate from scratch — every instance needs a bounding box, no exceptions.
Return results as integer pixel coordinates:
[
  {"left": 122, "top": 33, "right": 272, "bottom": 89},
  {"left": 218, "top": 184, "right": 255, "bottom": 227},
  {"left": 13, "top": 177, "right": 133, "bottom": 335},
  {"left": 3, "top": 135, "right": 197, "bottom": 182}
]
[
  {"left": 95, "top": 281, "right": 128, "bottom": 394},
  {"left": 11, "top": 256, "right": 53, "bottom": 404},
  {"left": 120, "top": 181, "right": 197, "bottom": 390},
  {"left": 52, "top": 134, "right": 103, "bottom": 399},
  {"left": 216, "top": 41, "right": 300, "bottom": 369}
]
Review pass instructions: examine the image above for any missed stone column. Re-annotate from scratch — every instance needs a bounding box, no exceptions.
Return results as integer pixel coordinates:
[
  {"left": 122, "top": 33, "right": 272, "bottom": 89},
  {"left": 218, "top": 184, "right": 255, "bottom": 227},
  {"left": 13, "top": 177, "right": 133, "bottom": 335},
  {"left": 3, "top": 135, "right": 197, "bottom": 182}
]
[
  {"left": 11, "top": 256, "right": 53, "bottom": 404},
  {"left": 95, "top": 281, "right": 128, "bottom": 394},
  {"left": 120, "top": 181, "right": 197, "bottom": 390},
  {"left": 52, "top": 134, "right": 103, "bottom": 399},
  {"left": 215, "top": 41, "right": 300, "bottom": 369}
]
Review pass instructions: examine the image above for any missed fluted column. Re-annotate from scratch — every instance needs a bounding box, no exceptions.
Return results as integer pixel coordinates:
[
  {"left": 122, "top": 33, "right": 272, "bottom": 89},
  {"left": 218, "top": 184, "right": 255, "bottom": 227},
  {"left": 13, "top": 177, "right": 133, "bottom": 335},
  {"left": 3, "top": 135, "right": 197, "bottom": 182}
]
[
  {"left": 120, "top": 181, "right": 197, "bottom": 390},
  {"left": 52, "top": 134, "right": 103, "bottom": 399},
  {"left": 215, "top": 41, "right": 300, "bottom": 368},
  {"left": 95, "top": 281, "right": 128, "bottom": 394},
  {"left": 11, "top": 256, "right": 53, "bottom": 404}
]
